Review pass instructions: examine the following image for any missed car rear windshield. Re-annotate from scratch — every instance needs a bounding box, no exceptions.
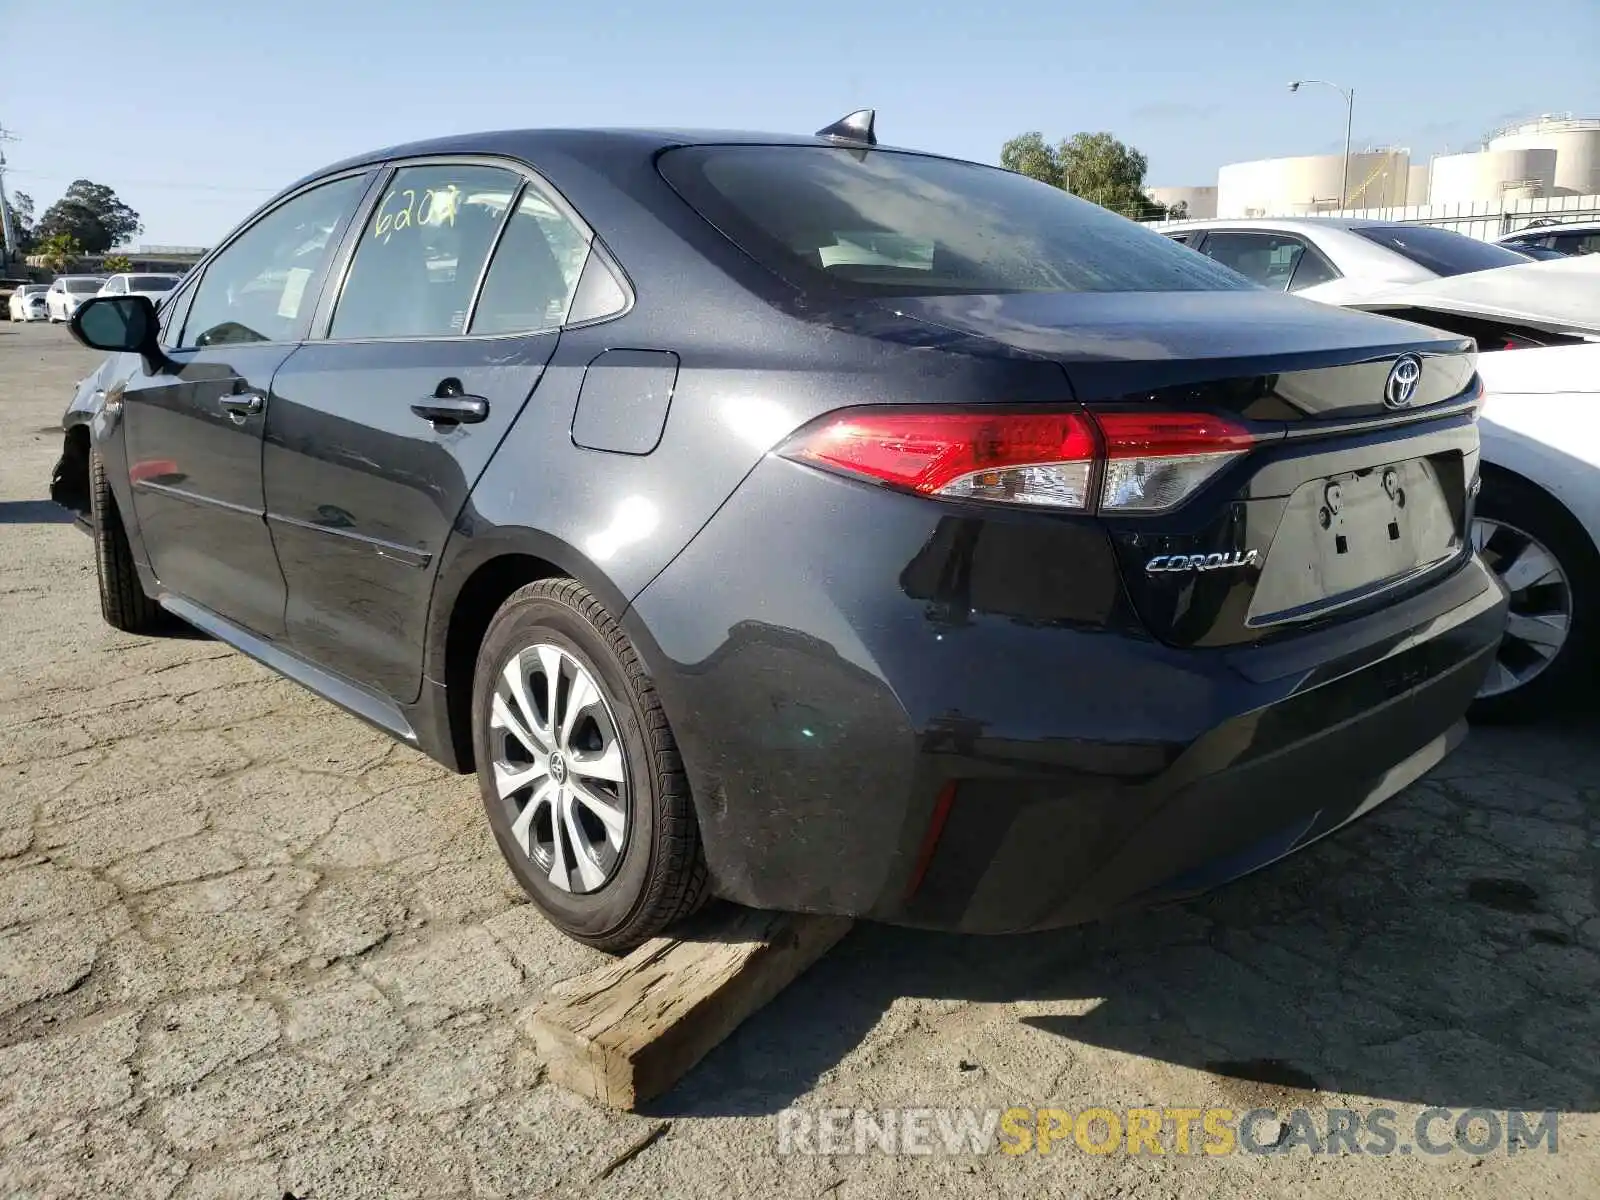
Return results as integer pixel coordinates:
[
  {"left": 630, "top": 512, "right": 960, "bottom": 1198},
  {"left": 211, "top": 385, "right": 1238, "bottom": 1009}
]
[
  {"left": 1352, "top": 225, "right": 1530, "bottom": 277},
  {"left": 128, "top": 275, "right": 177, "bottom": 291},
  {"left": 64, "top": 279, "right": 103, "bottom": 293},
  {"left": 658, "top": 146, "right": 1253, "bottom": 297}
]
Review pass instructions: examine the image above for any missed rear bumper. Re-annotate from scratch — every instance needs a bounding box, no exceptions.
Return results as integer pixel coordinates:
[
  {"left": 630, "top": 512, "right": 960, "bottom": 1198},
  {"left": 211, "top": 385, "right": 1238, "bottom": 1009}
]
[{"left": 629, "top": 457, "right": 1507, "bottom": 933}]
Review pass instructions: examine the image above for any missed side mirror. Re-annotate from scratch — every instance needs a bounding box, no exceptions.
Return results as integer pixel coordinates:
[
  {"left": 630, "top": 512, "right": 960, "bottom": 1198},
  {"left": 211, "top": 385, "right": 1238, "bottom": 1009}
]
[{"left": 69, "top": 295, "right": 165, "bottom": 368}]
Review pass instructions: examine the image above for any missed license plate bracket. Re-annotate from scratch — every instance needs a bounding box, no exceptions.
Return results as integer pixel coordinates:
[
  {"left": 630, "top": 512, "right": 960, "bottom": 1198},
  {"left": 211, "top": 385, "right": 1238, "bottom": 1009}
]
[{"left": 1248, "top": 457, "right": 1460, "bottom": 626}]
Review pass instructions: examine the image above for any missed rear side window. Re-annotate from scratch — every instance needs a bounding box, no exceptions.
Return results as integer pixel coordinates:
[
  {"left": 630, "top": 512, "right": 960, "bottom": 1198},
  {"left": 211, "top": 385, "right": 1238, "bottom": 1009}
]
[
  {"left": 331, "top": 164, "right": 520, "bottom": 340},
  {"left": 1552, "top": 231, "right": 1600, "bottom": 256},
  {"left": 1289, "top": 249, "right": 1339, "bottom": 290},
  {"left": 1351, "top": 225, "right": 1529, "bottom": 277},
  {"left": 469, "top": 187, "right": 589, "bottom": 335},
  {"left": 1195, "top": 232, "right": 1313, "bottom": 291},
  {"left": 658, "top": 146, "right": 1252, "bottom": 297}
]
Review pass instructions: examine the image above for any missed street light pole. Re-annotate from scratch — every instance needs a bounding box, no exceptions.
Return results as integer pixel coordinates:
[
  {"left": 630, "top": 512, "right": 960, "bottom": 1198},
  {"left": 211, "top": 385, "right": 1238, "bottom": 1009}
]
[
  {"left": 0, "top": 128, "right": 18, "bottom": 265},
  {"left": 1289, "top": 80, "right": 1355, "bottom": 208}
]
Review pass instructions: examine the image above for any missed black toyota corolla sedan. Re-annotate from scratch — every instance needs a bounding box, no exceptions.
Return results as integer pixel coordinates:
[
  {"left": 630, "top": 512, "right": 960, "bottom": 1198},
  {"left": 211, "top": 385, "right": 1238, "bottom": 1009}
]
[{"left": 53, "top": 113, "right": 1505, "bottom": 949}]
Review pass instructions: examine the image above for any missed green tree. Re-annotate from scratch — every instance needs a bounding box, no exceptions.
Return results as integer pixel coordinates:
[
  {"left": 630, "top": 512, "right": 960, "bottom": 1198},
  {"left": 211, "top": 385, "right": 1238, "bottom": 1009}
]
[
  {"left": 999, "top": 132, "right": 1064, "bottom": 190},
  {"left": 999, "top": 131, "right": 1170, "bottom": 220},
  {"left": 102, "top": 254, "right": 134, "bottom": 273},
  {"left": 2, "top": 190, "right": 35, "bottom": 256},
  {"left": 35, "top": 180, "right": 143, "bottom": 254},
  {"left": 36, "top": 231, "right": 82, "bottom": 273}
]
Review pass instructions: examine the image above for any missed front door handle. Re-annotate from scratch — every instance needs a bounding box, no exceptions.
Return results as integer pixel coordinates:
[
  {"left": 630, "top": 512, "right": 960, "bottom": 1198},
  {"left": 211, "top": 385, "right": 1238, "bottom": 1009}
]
[
  {"left": 411, "top": 396, "right": 490, "bottom": 427},
  {"left": 219, "top": 392, "right": 264, "bottom": 422}
]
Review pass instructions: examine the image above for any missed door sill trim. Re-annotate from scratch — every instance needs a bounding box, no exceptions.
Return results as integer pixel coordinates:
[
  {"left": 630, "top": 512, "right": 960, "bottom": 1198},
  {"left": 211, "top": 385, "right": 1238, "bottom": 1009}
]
[{"left": 158, "top": 594, "right": 417, "bottom": 744}]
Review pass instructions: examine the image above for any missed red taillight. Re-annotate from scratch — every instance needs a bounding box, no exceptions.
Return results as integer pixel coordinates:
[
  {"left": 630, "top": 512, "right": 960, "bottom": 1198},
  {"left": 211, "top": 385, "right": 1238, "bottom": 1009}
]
[
  {"left": 781, "top": 410, "right": 1099, "bottom": 510},
  {"left": 779, "top": 408, "right": 1256, "bottom": 514}
]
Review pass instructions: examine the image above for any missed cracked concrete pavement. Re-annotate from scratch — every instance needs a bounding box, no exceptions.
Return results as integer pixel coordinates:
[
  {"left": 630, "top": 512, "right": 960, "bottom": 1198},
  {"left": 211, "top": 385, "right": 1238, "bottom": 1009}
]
[{"left": 0, "top": 321, "right": 1596, "bottom": 1198}]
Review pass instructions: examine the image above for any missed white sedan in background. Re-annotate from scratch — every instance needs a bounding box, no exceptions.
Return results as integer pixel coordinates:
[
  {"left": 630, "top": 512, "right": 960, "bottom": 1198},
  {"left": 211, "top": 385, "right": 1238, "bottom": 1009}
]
[
  {"left": 1348, "top": 255, "right": 1600, "bottom": 720},
  {"left": 45, "top": 276, "right": 108, "bottom": 323},
  {"left": 97, "top": 272, "right": 182, "bottom": 306},
  {"left": 1162, "top": 217, "right": 1536, "bottom": 305},
  {"left": 7, "top": 283, "right": 49, "bottom": 321}
]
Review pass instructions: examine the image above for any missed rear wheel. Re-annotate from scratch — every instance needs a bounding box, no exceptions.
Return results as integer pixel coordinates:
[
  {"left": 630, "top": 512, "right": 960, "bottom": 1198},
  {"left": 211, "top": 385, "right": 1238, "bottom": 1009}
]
[
  {"left": 89, "top": 449, "right": 164, "bottom": 633},
  {"left": 1470, "top": 474, "right": 1598, "bottom": 722},
  {"left": 470, "top": 578, "right": 709, "bottom": 951}
]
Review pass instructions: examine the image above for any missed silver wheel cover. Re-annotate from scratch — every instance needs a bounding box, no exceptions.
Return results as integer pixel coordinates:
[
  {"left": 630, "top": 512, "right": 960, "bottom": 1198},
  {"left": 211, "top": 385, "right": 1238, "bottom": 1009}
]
[
  {"left": 489, "top": 643, "right": 630, "bottom": 893},
  {"left": 1472, "top": 517, "right": 1573, "bottom": 698}
]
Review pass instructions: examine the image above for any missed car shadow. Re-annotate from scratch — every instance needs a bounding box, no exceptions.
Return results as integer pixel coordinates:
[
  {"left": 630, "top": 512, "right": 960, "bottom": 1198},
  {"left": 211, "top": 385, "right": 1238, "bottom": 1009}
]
[
  {"left": 648, "top": 714, "right": 1600, "bottom": 1119},
  {"left": 0, "top": 499, "right": 76, "bottom": 525}
]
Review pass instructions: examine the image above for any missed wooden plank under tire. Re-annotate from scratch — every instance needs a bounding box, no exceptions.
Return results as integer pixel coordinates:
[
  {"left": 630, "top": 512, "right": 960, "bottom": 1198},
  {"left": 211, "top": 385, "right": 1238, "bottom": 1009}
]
[{"left": 530, "top": 905, "right": 854, "bottom": 1110}]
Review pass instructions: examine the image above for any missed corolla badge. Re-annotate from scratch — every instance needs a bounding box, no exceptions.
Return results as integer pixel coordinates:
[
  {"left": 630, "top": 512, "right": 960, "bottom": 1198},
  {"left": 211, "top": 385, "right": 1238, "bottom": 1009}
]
[
  {"left": 1384, "top": 355, "right": 1423, "bottom": 409},
  {"left": 1145, "top": 550, "right": 1260, "bottom": 575}
]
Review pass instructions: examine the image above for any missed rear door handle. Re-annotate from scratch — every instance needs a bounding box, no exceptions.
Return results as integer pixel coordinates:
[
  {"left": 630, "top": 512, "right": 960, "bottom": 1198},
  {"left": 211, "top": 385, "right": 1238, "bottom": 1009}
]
[
  {"left": 411, "top": 396, "right": 490, "bottom": 427},
  {"left": 219, "top": 392, "right": 264, "bottom": 421}
]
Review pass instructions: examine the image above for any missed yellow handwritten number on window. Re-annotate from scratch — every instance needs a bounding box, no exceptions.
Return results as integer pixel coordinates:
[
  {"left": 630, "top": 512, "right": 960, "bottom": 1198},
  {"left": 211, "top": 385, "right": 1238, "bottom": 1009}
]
[{"left": 372, "top": 185, "right": 462, "bottom": 243}]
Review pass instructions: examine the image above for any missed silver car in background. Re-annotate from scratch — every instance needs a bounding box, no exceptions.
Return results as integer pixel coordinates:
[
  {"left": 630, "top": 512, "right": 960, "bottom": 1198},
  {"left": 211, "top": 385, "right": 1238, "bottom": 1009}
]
[{"left": 1160, "top": 217, "right": 1536, "bottom": 304}]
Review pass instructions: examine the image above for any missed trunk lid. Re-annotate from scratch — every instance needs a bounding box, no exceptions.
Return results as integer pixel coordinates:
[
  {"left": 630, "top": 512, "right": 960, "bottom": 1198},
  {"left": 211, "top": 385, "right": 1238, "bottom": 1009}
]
[
  {"left": 888, "top": 289, "right": 1482, "bottom": 648},
  {"left": 884, "top": 289, "right": 1475, "bottom": 412}
]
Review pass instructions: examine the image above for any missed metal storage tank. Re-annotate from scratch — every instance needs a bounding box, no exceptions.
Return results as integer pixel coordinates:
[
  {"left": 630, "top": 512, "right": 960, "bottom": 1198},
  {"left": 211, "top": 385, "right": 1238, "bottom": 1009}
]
[
  {"left": 1428, "top": 148, "right": 1557, "bottom": 203},
  {"left": 1407, "top": 164, "right": 1431, "bottom": 205},
  {"left": 1146, "top": 185, "right": 1217, "bottom": 219},
  {"left": 1488, "top": 116, "right": 1600, "bottom": 195},
  {"left": 1217, "top": 151, "right": 1410, "bottom": 217}
]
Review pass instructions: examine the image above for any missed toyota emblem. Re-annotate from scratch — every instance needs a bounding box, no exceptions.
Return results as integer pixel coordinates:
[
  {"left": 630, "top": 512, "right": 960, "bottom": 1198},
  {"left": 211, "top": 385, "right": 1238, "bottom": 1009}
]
[{"left": 1384, "top": 355, "right": 1422, "bottom": 409}]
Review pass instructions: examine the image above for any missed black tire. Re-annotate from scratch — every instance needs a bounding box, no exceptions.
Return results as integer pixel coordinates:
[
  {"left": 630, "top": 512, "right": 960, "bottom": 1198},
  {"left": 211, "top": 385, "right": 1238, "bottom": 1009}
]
[
  {"left": 1469, "top": 473, "right": 1599, "bottom": 723},
  {"left": 89, "top": 449, "right": 164, "bottom": 633},
  {"left": 471, "top": 578, "right": 709, "bottom": 951}
]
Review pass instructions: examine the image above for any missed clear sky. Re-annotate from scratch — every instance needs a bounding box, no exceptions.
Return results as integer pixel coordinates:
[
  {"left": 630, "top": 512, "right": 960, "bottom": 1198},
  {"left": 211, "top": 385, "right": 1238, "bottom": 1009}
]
[{"left": 4, "top": 0, "right": 1596, "bottom": 245}]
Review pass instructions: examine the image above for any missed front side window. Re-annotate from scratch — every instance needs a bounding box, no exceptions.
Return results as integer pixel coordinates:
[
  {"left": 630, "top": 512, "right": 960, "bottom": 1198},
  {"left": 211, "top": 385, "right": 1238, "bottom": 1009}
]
[
  {"left": 179, "top": 174, "right": 368, "bottom": 349},
  {"left": 1351, "top": 225, "right": 1529, "bottom": 277},
  {"left": 1195, "top": 232, "right": 1309, "bottom": 291},
  {"left": 658, "top": 146, "right": 1252, "bottom": 297},
  {"left": 330, "top": 163, "right": 520, "bottom": 340},
  {"left": 469, "top": 187, "right": 589, "bottom": 335}
]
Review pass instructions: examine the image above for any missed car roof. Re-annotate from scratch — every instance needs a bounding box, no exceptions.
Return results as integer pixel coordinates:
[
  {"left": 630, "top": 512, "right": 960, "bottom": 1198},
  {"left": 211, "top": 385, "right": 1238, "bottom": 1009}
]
[
  {"left": 1159, "top": 216, "right": 1407, "bottom": 233},
  {"left": 285, "top": 127, "right": 955, "bottom": 194},
  {"left": 1498, "top": 219, "right": 1600, "bottom": 239}
]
